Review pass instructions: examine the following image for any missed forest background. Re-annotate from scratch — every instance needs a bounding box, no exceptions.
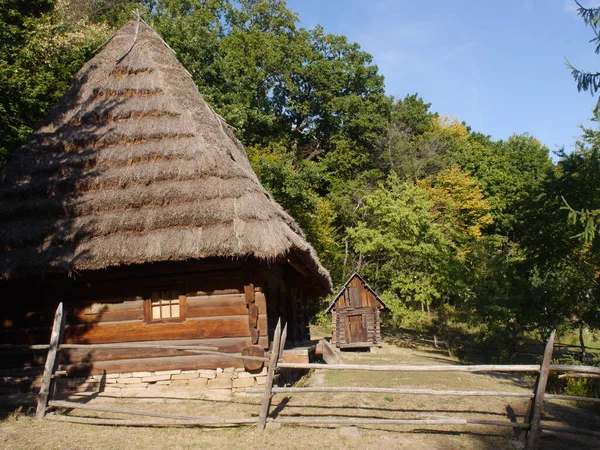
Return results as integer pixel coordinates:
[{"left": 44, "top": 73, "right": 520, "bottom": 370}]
[{"left": 1, "top": 0, "right": 599, "bottom": 363}]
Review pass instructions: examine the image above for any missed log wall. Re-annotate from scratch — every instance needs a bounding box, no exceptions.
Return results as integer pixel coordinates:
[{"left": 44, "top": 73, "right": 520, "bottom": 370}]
[{"left": 0, "top": 259, "right": 275, "bottom": 374}]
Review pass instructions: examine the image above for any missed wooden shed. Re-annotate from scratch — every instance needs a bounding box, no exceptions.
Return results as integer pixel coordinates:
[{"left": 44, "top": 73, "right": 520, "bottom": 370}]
[
  {"left": 326, "top": 273, "right": 388, "bottom": 349},
  {"left": 0, "top": 20, "right": 331, "bottom": 376}
]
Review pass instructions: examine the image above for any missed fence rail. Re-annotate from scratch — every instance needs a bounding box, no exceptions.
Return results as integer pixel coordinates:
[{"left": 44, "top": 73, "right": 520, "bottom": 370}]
[{"left": 2, "top": 302, "right": 599, "bottom": 450}]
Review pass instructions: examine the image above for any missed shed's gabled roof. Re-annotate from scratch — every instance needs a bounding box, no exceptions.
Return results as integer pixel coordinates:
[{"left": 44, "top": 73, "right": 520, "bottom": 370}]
[
  {"left": 325, "top": 272, "right": 388, "bottom": 313},
  {"left": 0, "top": 19, "right": 331, "bottom": 291}
]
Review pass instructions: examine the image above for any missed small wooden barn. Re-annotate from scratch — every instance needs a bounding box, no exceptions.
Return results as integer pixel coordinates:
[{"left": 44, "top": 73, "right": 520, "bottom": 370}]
[
  {"left": 326, "top": 273, "right": 388, "bottom": 349},
  {"left": 0, "top": 20, "right": 331, "bottom": 376}
]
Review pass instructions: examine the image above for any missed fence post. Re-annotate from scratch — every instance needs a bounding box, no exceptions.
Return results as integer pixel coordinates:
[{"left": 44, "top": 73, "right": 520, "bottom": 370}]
[
  {"left": 525, "top": 329, "right": 555, "bottom": 450},
  {"left": 36, "top": 302, "right": 65, "bottom": 420},
  {"left": 257, "top": 319, "right": 283, "bottom": 431}
]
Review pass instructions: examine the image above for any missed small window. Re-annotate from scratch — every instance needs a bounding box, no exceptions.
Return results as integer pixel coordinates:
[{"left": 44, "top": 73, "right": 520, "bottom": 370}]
[{"left": 145, "top": 290, "right": 185, "bottom": 323}]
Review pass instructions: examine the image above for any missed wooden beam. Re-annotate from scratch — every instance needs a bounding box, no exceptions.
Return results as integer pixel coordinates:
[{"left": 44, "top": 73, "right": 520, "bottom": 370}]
[
  {"left": 36, "top": 303, "right": 64, "bottom": 420},
  {"left": 246, "top": 387, "right": 534, "bottom": 398},
  {"left": 257, "top": 319, "right": 281, "bottom": 431},
  {"left": 548, "top": 364, "right": 600, "bottom": 375},
  {"left": 526, "top": 330, "right": 555, "bottom": 450},
  {"left": 545, "top": 393, "right": 600, "bottom": 404},
  {"left": 268, "top": 417, "right": 529, "bottom": 428},
  {"left": 46, "top": 414, "right": 255, "bottom": 427},
  {"left": 48, "top": 401, "right": 255, "bottom": 424},
  {"left": 277, "top": 363, "right": 541, "bottom": 372},
  {"left": 541, "top": 425, "right": 600, "bottom": 438}
]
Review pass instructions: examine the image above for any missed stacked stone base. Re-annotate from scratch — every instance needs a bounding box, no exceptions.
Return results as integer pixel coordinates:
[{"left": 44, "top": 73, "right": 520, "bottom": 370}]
[{"left": 56, "top": 367, "right": 268, "bottom": 398}]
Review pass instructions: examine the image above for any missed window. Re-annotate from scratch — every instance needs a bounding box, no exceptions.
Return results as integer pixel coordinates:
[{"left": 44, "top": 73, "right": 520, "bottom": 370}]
[{"left": 145, "top": 289, "right": 185, "bottom": 323}]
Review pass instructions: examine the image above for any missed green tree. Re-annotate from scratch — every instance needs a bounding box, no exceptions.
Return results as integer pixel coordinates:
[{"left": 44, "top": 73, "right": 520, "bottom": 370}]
[{"left": 0, "top": 0, "right": 135, "bottom": 164}]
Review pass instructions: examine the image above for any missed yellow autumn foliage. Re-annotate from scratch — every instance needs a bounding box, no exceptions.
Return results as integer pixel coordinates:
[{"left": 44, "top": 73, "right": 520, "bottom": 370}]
[{"left": 418, "top": 165, "right": 493, "bottom": 241}]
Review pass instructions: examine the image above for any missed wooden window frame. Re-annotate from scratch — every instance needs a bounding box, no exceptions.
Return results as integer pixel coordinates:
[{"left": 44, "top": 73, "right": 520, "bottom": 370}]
[{"left": 143, "top": 289, "right": 187, "bottom": 324}]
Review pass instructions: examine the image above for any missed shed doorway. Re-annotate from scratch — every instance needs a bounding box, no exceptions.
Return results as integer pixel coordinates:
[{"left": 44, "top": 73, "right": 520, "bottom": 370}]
[{"left": 345, "top": 314, "right": 365, "bottom": 344}]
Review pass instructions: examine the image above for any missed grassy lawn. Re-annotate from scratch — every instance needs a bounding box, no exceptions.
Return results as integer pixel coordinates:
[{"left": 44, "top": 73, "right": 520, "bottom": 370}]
[{"left": 1, "top": 332, "right": 599, "bottom": 450}]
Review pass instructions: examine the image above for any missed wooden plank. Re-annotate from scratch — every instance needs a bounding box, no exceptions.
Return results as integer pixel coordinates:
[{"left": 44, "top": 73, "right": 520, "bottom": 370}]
[
  {"left": 69, "top": 300, "right": 143, "bottom": 324},
  {"left": 257, "top": 319, "right": 281, "bottom": 431},
  {"left": 60, "top": 315, "right": 268, "bottom": 343},
  {"left": 62, "top": 354, "right": 247, "bottom": 376},
  {"left": 557, "top": 372, "right": 600, "bottom": 379},
  {"left": 244, "top": 284, "right": 255, "bottom": 305},
  {"left": 36, "top": 303, "right": 64, "bottom": 420},
  {"left": 254, "top": 292, "right": 266, "bottom": 314},
  {"left": 270, "top": 417, "right": 530, "bottom": 428},
  {"left": 540, "top": 425, "right": 600, "bottom": 437},
  {"left": 250, "top": 327, "right": 259, "bottom": 345},
  {"left": 46, "top": 414, "right": 255, "bottom": 427},
  {"left": 320, "top": 339, "right": 344, "bottom": 365},
  {"left": 278, "top": 323, "right": 288, "bottom": 361},
  {"left": 186, "top": 288, "right": 242, "bottom": 297},
  {"left": 48, "top": 400, "right": 255, "bottom": 424},
  {"left": 242, "top": 345, "right": 265, "bottom": 371},
  {"left": 526, "top": 330, "right": 555, "bottom": 450},
  {"left": 273, "top": 417, "right": 468, "bottom": 426},
  {"left": 548, "top": 364, "right": 600, "bottom": 375},
  {"left": 277, "top": 363, "right": 541, "bottom": 372},
  {"left": 60, "top": 345, "right": 270, "bottom": 363},
  {"left": 246, "top": 387, "right": 534, "bottom": 398},
  {"left": 186, "top": 294, "right": 247, "bottom": 317},
  {"left": 58, "top": 337, "right": 268, "bottom": 363},
  {"left": 248, "top": 304, "right": 259, "bottom": 328},
  {"left": 545, "top": 394, "right": 600, "bottom": 404}
]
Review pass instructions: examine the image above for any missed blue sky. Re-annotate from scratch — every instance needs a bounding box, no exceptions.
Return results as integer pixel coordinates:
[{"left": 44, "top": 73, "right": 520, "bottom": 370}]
[{"left": 287, "top": 0, "right": 600, "bottom": 154}]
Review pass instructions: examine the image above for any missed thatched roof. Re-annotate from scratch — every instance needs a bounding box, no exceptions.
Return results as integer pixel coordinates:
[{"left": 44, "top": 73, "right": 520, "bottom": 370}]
[{"left": 0, "top": 19, "right": 331, "bottom": 291}]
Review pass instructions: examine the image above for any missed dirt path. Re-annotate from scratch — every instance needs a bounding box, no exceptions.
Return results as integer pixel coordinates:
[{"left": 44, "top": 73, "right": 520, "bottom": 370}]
[{"left": 1, "top": 341, "right": 598, "bottom": 449}]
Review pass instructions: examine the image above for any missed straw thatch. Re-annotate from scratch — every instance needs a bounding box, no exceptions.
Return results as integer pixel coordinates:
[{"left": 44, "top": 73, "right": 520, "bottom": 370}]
[{"left": 0, "top": 20, "right": 331, "bottom": 291}]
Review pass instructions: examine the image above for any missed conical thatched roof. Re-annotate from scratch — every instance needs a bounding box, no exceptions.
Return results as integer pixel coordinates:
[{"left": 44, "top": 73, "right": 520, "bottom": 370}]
[{"left": 0, "top": 19, "right": 331, "bottom": 291}]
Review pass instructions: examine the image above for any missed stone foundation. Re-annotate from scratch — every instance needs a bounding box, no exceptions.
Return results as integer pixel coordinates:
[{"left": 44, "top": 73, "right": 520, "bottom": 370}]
[{"left": 55, "top": 367, "right": 269, "bottom": 397}]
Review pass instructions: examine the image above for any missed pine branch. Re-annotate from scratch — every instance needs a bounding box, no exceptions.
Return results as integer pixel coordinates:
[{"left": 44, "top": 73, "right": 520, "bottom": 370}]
[
  {"left": 575, "top": 0, "right": 600, "bottom": 53},
  {"left": 561, "top": 197, "right": 600, "bottom": 243}
]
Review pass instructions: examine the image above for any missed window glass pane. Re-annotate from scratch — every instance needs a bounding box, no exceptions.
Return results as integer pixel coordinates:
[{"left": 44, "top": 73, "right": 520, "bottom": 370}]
[
  {"left": 171, "top": 303, "right": 180, "bottom": 318},
  {"left": 152, "top": 305, "right": 161, "bottom": 319},
  {"left": 161, "top": 303, "right": 171, "bottom": 318}
]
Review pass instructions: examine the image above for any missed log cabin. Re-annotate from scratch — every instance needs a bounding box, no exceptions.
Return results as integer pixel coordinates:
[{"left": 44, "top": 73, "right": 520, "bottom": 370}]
[
  {"left": 0, "top": 20, "right": 331, "bottom": 378},
  {"left": 327, "top": 273, "right": 388, "bottom": 350}
]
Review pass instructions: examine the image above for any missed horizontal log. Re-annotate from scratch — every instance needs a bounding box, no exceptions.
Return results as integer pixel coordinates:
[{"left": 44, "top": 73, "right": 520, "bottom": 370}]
[
  {"left": 59, "top": 344, "right": 268, "bottom": 362},
  {"left": 69, "top": 301, "right": 143, "bottom": 324},
  {"left": 61, "top": 315, "right": 268, "bottom": 344},
  {"left": 545, "top": 394, "right": 600, "bottom": 404},
  {"left": 541, "top": 425, "right": 600, "bottom": 437},
  {"left": 270, "top": 416, "right": 529, "bottom": 429},
  {"left": 246, "top": 387, "right": 534, "bottom": 398},
  {"left": 45, "top": 414, "right": 255, "bottom": 427},
  {"left": 58, "top": 336, "right": 269, "bottom": 364},
  {"left": 557, "top": 373, "right": 600, "bottom": 379},
  {"left": 277, "top": 363, "right": 541, "bottom": 372},
  {"left": 61, "top": 353, "right": 245, "bottom": 375},
  {"left": 48, "top": 400, "right": 255, "bottom": 424},
  {"left": 185, "top": 288, "right": 243, "bottom": 297},
  {"left": 60, "top": 343, "right": 217, "bottom": 351},
  {"left": 0, "top": 344, "right": 49, "bottom": 350},
  {"left": 549, "top": 364, "right": 600, "bottom": 375},
  {"left": 187, "top": 294, "right": 248, "bottom": 317}
]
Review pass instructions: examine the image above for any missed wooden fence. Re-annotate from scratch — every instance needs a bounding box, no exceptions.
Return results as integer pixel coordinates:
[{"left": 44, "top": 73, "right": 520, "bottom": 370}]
[{"left": 3, "top": 303, "right": 600, "bottom": 450}]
